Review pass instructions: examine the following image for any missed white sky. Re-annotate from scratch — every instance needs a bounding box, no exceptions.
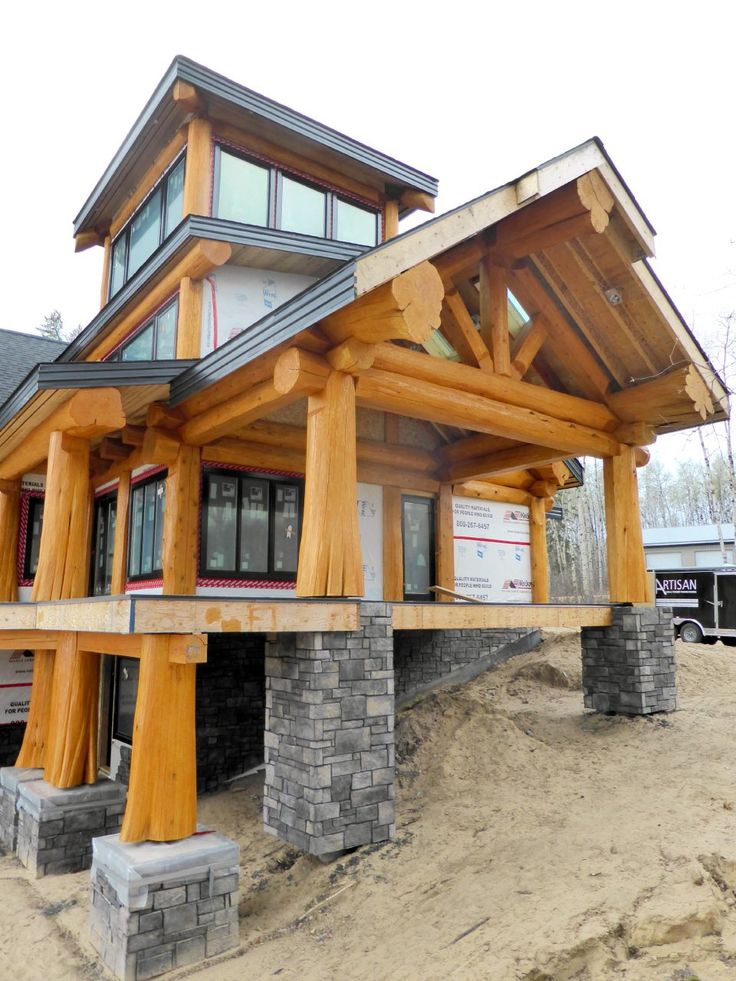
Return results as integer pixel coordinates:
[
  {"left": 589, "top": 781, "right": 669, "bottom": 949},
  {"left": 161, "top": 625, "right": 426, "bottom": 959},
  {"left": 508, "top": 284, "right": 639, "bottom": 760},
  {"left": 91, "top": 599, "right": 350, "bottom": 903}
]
[{"left": 1, "top": 0, "right": 734, "bottom": 467}]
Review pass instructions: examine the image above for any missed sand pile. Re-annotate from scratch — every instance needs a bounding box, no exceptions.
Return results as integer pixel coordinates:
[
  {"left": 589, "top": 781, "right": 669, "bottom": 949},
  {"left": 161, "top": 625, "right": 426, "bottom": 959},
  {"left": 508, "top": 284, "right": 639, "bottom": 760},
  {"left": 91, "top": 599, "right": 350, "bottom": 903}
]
[{"left": 5, "top": 631, "right": 736, "bottom": 979}]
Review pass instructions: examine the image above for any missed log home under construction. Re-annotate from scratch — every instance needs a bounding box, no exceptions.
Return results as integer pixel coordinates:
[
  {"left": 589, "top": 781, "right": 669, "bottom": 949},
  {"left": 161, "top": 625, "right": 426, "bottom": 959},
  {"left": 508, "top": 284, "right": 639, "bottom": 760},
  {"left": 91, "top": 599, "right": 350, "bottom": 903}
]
[{"left": 0, "top": 57, "right": 728, "bottom": 978}]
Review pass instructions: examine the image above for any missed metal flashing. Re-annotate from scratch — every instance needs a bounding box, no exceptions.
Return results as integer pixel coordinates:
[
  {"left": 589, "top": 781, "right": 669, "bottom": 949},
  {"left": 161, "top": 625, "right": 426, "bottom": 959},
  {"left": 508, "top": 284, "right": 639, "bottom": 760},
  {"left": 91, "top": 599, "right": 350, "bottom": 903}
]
[{"left": 74, "top": 56, "right": 438, "bottom": 236}]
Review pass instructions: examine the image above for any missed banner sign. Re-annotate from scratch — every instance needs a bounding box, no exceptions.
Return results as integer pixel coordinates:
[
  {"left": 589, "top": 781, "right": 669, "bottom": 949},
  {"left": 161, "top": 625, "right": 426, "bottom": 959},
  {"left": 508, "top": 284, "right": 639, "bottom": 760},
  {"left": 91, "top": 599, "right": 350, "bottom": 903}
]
[
  {"left": 453, "top": 496, "right": 532, "bottom": 602},
  {"left": 357, "top": 482, "right": 383, "bottom": 601},
  {"left": 0, "top": 649, "right": 34, "bottom": 724}
]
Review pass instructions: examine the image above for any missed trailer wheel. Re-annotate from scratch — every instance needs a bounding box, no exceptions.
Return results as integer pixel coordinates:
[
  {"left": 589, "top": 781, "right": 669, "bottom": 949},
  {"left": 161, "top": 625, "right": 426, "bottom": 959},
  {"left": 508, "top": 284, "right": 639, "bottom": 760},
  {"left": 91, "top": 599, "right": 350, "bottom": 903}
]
[{"left": 679, "top": 622, "right": 703, "bottom": 644}]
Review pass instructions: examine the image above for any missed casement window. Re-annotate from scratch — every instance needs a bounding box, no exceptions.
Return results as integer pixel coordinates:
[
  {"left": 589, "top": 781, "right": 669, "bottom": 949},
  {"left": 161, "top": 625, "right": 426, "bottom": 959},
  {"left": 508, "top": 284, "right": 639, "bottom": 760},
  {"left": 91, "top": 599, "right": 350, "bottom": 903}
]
[
  {"left": 106, "top": 298, "right": 178, "bottom": 362},
  {"left": 201, "top": 469, "right": 302, "bottom": 580},
  {"left": 112, "top": 657, "right": 139, "bottom": 744},
  {"left": 91, "top": 493, "right": 117, "bottom": 596},
  {"left": 24, "top": 498, "right": 44, "bottom": 580},
  {"left": 109, "top": 156, "right": 185, "bottom": 299},
  {"left": 128, "top": 473, "right": 166, "bottom": 580},
  {"left": 213, "top": 146, "right": 379, "bottom": 247},
  {"left": 402, "top": 495, "right": 435, "bottom": 601}
]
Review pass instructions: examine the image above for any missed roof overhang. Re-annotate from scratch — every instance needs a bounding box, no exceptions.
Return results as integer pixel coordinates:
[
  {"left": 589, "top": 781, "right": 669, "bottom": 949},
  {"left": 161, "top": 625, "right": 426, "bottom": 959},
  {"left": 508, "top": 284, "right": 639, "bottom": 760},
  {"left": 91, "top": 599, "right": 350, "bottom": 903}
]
[{"left": 73, "top": 56, "right": 439, "bottom": 240}]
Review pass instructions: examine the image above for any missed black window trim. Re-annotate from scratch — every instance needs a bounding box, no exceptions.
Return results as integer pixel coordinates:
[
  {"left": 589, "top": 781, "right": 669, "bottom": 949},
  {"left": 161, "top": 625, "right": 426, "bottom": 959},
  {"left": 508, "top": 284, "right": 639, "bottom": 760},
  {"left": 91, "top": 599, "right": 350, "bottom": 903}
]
[
  {"left": 108, "top": 152, "right": 186, "bottom": 300},
  {"left": 90, "top": 490, "right": 117, "bottom": 597},
  {"left": 112, "top": 656, "right": 139, "bottom": 745},
  {"left": 401, "top": 493, "right": 436, "bottom": 602},
  {"left": 213, "top": 142, "right": 380, "bottom": 247},
  {"left": 22, "top": 496, "right": 44, "bottom": 582},
  {"left": 127, "top": 470, "right": 167, "bottom": 582},
  {"left": 200, "top": 466, "right": 303, "bottom": 582}
]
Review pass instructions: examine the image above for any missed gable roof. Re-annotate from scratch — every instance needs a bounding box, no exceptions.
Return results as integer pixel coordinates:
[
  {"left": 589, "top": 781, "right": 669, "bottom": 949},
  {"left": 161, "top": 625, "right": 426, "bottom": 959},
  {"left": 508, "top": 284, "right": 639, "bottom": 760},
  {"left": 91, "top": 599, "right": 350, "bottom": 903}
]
[{"left": 0, "top": 329, "right": 66, "bottom": 406}]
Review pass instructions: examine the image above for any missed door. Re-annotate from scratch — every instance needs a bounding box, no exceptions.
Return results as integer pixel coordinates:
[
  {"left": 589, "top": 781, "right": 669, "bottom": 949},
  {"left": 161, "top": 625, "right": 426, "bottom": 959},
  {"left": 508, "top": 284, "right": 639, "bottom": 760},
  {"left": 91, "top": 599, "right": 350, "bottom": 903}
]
[
  {"left": 91, "top": 493, "right": 117, "bottom": 596},
  {"left": 402, "top": 495, "right": 435, "bottom": 601},
  {"left": 716, "top": 575, "right": 736, "bottom": 631}
]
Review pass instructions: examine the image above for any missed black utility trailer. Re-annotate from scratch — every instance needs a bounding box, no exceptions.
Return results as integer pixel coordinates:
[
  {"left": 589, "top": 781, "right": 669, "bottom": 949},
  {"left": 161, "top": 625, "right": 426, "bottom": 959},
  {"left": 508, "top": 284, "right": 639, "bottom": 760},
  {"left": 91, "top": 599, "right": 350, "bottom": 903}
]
[{"left": 655, "top": 566, "right": 736, "bottom": 644}]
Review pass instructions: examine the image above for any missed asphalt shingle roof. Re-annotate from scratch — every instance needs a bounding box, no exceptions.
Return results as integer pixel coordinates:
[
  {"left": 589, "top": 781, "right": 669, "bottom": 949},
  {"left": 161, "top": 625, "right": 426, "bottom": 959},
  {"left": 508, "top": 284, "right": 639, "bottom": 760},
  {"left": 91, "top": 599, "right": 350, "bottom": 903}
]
[{"left": 0, "top": 329, "right": 66, "bottom": 406}]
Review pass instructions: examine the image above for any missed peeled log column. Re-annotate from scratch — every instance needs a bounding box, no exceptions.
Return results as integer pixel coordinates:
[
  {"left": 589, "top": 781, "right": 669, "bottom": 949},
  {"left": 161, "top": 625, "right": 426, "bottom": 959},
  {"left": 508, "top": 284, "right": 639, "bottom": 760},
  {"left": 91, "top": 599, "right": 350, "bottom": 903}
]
[
  {"left": 0, "top": 480, "right": 20, "bottom": 601},
  {"left": 16, "top": 432, "right": 94, "bottom": 775},
  {"left": 120, "top": 635, "right": 197, "bottom": 842},
  {"left": 43, "top": 633, "right": 100, "bottom": 787},
  {"left": 529, "top": 496, "right": 549, "bottom": 603},
  {"left": 297, "top": 372, "right": 364, "bottom": 597},
  {"left": 162, "top": 444, "right": 201, "bottom": 594},
  {"left": 603, "top": 446, "right": 651, "bottom": 603}
]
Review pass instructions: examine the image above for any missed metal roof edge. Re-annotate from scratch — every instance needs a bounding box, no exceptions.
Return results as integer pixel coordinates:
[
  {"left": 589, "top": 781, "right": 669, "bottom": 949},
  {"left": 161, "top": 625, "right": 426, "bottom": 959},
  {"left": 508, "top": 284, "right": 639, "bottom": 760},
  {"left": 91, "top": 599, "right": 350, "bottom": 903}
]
[
  {"left": 74, "top": 56, "right": 438, "bottom": 235},
  {"left": 170, "top": 261, "right": 357, "bottom": 405},
  {"left": 0, "top": 366, "right": 41, "bottom": 431},
  {"left": 36, "top": 360, "right": 196, "bottom": 390}
]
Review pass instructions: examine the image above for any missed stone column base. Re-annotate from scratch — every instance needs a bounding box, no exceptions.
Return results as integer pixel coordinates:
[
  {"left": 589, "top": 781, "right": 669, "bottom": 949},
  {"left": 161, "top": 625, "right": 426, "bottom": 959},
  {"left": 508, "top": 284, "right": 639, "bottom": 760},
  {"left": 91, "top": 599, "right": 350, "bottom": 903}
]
[
  {"left": 0, "top": 766, "right": 42, "bottom": 852},
  {"left": 90, "top": 830, "right": 240, "bottom": 981},
  {"left": 16, "top": 777, "right": 127, "bottom": 876},
  {"left": 582, "top": 605, "right": 677, "bottom": 715}
]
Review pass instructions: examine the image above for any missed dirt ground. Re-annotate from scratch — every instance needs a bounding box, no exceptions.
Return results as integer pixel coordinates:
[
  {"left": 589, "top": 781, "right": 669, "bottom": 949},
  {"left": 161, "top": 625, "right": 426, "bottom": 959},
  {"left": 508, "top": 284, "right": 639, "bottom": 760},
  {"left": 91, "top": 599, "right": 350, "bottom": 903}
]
[{"left": 5, "top": 631, "right": 736, "bottom": 980}]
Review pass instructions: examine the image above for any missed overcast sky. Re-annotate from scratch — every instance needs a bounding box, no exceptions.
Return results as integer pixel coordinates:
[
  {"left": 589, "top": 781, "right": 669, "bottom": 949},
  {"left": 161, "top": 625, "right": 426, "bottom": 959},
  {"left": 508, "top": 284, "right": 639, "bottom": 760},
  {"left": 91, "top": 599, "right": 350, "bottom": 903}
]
[{"left": 1, "top": 0, "right": 734, "bottom": 464}]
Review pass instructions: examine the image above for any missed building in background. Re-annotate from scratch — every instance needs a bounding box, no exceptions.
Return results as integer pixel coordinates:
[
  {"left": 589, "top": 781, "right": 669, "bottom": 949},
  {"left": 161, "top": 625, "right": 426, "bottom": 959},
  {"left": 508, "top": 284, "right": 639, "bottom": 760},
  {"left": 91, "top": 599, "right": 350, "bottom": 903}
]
[{"left": 644, "top": 525, "right": 736, "bottom": 569}]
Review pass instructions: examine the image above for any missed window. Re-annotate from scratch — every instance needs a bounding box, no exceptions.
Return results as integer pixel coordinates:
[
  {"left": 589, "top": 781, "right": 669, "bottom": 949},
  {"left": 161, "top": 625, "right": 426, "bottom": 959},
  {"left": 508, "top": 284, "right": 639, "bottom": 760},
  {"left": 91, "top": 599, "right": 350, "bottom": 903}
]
[
  {"left": 113, "top": 657, "right": 139, "bottom": 744},
  {"left": 128, "top": 473, "right": 166, "bottom": 580},
  {"left": 24, "top": 498, "right": 44, "bottom": 580},
  {"left": 108, "top": 156, "right": 185, "bottom": 299},
  {"left": 213, "top": 146, "right": 379, "bottom": 247},
  {"left": 91, "top": 494, "right": 117, "bottom": 596},
  {"left": 201, "top": 470, "right": 301, "bottom": 580},
  {"left": 107, "top": 298, "right": 178, "bottom": 362},
  {"left": 402, "top": 496, "right": 435, "bottom": 601}
]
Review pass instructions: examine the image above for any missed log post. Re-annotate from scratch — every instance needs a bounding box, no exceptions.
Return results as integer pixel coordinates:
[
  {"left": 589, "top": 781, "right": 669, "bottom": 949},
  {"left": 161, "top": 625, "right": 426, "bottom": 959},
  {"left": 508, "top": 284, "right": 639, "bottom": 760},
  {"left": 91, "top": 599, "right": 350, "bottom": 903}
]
[
  {"left": 16, "top": 432, "right": 94, "bottom": 773},
  {"left": 480, "top": 256, "right": 511, "bottom": 376},
  {"left": 120, "top": 635, "right": 197, "bottom": 842},
  {"left": 529, "top": 495, "right": 549, "bottom": 603},
  {"left": 0, "top": 479, "right": 20, "bottom": 601},
  {"left": 435, "top": 483, "right": 455, "bottom": 601},
  {"left": 176, "top": 276, "right": 204, "bottom": 359},
  {"left": 383, "top": 487, "right": 403, "bottom": 601},
  {"left": 182, "top": 116, "right": 213, "bottom": 217},
  {"left": 43, "top": 632, "right": 100, "bottom": 787},
  {"left": 162, "top": 444, "right": 201, "bottom": 594},
  {"left": 296, "top": 372, "right": 364, "bottom": 597},
  {"left": 603, "top": 446, "right": 652, "bottom": 603},
  {"left": 110, "top": 473, "right": 130, "bottom": 595}
]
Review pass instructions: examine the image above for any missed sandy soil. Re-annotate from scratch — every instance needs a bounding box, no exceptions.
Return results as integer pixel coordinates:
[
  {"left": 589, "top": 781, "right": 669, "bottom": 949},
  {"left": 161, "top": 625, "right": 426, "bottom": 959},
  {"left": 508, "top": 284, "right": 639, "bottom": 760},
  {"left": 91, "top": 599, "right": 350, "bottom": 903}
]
[{"left": 5, "top": 632, "right": 736, "bottom": 980}]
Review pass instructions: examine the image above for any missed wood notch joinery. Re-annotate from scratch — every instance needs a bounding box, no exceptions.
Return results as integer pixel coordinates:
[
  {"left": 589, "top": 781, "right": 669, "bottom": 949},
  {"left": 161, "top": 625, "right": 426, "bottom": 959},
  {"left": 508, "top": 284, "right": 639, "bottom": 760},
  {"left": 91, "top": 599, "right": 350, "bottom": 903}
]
[
  {"left": 322, "top": 261, "right": 444, "bottom": 345},
  {"left": 297, "top": 371, "right": 363, "bottom": 597}
]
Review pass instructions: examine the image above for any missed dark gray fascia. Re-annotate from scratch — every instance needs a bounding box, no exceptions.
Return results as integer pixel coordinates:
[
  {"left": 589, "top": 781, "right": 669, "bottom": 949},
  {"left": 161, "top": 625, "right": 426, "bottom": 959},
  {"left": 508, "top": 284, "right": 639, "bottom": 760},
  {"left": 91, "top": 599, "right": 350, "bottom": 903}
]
[
  {"left": 73, "top": 56, "right": 438, "bottom": 235},
  {"left": 0, "top": 361, "right": 195, "bottom": 433},
  {"left": 170, "top": 262, "right": 357, "bottom": 406},
  {"left": 60, "top": 216, "right": 365, "bottom": 364}
]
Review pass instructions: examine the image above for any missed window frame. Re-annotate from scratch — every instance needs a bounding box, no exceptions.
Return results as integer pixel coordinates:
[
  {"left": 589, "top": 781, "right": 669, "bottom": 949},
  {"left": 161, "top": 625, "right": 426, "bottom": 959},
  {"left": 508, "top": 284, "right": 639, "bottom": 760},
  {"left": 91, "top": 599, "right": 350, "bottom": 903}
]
[
  {"left": 90, "top": 491, "right": 117, "bottom": 597},
  {"left": 127, "top": 471, "right": 167, "bottom": 582},
  {"left": 213, "top": 143, "right": 380, "bottom": 247},
  {"left": 112, "top": 656, "right": 140, "bottom": 745},
  {"left": 108, "top": 154, "right": 186, "bottom": 300},
  {"left": 200, "top": 467, "right": 303, "bottom": 582},
  {"left": 23, "top": 496, "right": 44, "bottom": 582},
  {"left": 401, "top": 494, "right": 436, "bottom": 602},
  {"left": 106, "top": 297, "right": 179, "bottom": 363}
]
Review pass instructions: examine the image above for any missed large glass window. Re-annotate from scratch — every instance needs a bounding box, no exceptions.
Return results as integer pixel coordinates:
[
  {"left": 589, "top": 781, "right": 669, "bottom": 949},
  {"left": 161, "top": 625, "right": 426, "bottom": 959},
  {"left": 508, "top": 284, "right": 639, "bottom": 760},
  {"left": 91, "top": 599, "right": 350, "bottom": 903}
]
[
  {"left": 335, "top": 198, "right": 378, "bottom": 246},
  {"left": 108, "top": 156, "right": 185, "bottom": 299},
  {"left": 128, "top": 473, "right": 166, "bottom": 580},
  {"left": 24, "top": 498, "right": 44, "bottom": 580},
  {"left": 279, "top": 176, "right": 326, "bottom": 237},
  {"left": 107, "top": 298, "right": 178, "bottom": 362},
  {"left": 91, "top": 493, "right": 117, "bottom": 596},
  {"left": 215, "top": 151, "right": 270, "bottom": 226},
  {"left": 402, "top": 496, "right": 435, "bottom": 601},
  {"left": 213, "top": 145, "right": 378, "bottom": 247},
  {"left": 202, "top": 470, "right": 301, "bottom": 580}
]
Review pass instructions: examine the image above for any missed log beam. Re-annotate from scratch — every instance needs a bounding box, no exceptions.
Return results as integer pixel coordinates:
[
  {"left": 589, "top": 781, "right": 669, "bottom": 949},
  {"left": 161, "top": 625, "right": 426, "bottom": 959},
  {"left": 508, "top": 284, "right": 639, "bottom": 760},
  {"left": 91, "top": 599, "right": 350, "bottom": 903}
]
[
  {"left": 0, "top": 388, "right": 125, "bottom": 480},
  {"left": 120, "top": 635, "right": 197, "bottom": 843},
  {"left": 355, "top": 369, "right": 621, "bottom": 458},
  {"left": 445, "top": 443, "right": 575, "bottom": 483},
  {"left": 179, "top": 349, "right": 330, "bottom": 446},
  {"left": 511, "top": 316, "right": 548, "bottom": 378},
  {"left": 297, "top": 372, "right": 363, "bottom": 597},
  {"left": 606, "top": 364, "right": 715, "bottom": 425},
  {"left": 321, "top": 261, "right": 444, "bottom": 345},
  {"left": 453, "top": 481, "right": 532, "bottom": 506}
]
